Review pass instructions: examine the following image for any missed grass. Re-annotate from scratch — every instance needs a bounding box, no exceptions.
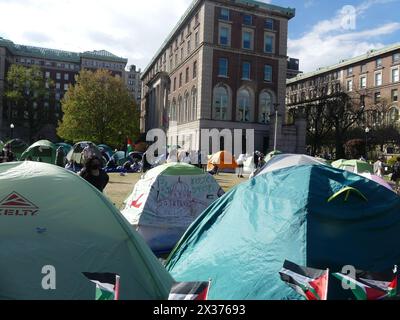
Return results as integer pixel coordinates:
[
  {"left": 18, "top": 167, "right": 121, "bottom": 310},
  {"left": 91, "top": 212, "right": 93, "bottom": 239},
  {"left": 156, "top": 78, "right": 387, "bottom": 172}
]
[{"left": 104, "top": 172, "right": 245, "bottom": 209}]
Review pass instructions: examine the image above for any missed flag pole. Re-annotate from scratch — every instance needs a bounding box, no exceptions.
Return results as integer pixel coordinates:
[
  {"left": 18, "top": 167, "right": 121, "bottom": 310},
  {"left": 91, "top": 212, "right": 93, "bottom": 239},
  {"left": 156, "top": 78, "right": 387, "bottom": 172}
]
[
  {"left": 114, "top": 275, "right": 120, "bottom": 301},
  {"left": 325, "top": 269, "right": 329, "bottom": 301}
]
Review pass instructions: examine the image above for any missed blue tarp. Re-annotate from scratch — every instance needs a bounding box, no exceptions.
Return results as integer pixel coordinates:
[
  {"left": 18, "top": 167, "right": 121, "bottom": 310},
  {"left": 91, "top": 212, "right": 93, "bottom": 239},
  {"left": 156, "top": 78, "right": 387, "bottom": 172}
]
[{"left": 166, "top": 164, "right": 400, "bottom": 300}]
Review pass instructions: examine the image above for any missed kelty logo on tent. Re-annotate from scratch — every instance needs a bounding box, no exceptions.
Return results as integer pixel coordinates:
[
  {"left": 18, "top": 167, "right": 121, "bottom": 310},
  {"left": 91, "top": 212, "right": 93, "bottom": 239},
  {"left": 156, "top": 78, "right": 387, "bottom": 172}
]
[{"left": 0, "top": 192, "right": 39, "bottom": 216}]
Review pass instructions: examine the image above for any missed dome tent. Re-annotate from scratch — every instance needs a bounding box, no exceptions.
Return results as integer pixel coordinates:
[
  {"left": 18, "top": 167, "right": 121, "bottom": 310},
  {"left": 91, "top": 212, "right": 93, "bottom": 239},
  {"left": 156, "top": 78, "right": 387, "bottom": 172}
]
[
  {"left": 121, "top": 163, "right": 224, "bottom": 255},
  {"left": 332, "top": 159, "right": 373, "bottom": 175},
  {"left": 166, "top": 164, "right": 400, "bottom": 300},
  {"left": 55, "top": 142, "right": 72, "bottom": 155},
  {"left": 20, "top": 140, "right": 57, "bottom": 164},
  {"left": 66, "top": 141, "right": 103, "bottom": 166},
  {"left": 4, "top": 138, "right": 28, "bottom": 160},
  {"left": 0, "top": 161, "right": 173, "bottom": 299}
]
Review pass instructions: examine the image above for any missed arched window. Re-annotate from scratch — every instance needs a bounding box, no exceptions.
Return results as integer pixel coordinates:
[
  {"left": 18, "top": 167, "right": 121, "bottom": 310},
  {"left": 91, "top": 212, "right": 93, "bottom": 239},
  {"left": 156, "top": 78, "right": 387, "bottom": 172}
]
[
  {"left": 237, "top": 88, "right": 251, "bottom": 122},
  {"left": 191, "top": 88, "right": 197, "bottom": 121},
  {"left": 184, "top": 92, "right": 189, "bottom": 123},
  {"left": 389, "top": 107, "right": 399, "bottom": 123},
  {"left": 178, "top": 96, "right": 183, "bottom": 124},
  {"left": 213, "top": 85, "right": 228, "bottom": 120},
  {"left": 259, "top": 91, "right": 273, "bottom": 124}
]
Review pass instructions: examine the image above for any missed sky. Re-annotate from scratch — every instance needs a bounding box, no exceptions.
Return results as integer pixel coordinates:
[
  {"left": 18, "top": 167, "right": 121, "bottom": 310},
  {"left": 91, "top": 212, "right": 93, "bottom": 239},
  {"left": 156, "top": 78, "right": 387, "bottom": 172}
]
[{"left": 0, "top": 0, "right": 399, "bottom": 73}]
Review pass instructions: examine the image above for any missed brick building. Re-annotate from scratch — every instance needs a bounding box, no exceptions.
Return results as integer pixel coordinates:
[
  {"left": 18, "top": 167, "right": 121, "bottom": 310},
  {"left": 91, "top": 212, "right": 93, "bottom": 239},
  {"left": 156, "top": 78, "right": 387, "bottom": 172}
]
[
  {"left": 286, "top": 43, "right": 400, "bottom": 128},
  {"left": 124, "top": 64, "right": 142, "bottom": 108},
  {"left": 141, "top": 0, "right": 306, "bottom": 154},
  {"left": 0, "top": 37, "right": 128, "bottom": 142}
]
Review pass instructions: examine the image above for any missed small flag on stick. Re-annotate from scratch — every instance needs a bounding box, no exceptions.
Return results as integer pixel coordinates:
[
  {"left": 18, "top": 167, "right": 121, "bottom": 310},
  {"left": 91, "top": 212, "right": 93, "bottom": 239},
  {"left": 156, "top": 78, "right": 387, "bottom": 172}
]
[
  {"left": 83, "top": 272, "right": 120, "bottom": 300},
  {"left": 168, "top": 281, "right": 211, "bottom": 300}
]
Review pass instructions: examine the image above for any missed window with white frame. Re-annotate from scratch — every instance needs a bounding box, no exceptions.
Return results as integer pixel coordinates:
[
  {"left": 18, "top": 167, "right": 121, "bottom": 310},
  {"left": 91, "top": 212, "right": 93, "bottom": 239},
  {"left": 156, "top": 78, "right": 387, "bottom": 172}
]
[
  {"left": 259, "top": 91, "right": 272, "bottom": 124},
  {"left": 392, "top": 68, "right": 399, "bottom": 82},
  {"left": 219, "top": 25, "right": 230, "bottom": 46},
  {"left": 237, "top": 88, "right": 252, "bottom": 122},
  {"left": 64, "top": 74, "right": 69, "bottom": 81},
  {"left": 56, "top": 73, "right": 61, "bottom": 80},
  {"left": 360, "top": 76, "right": 367, "bottom": 89},
  {"left": 213, "top": 85, "right": 229, "bottom": 120},
  {"left": 264, "top": 65, "right": 272, "bottom": 82},
  {"left": 264, "top": 34, "right": 274, "bottom": 53},
  {"left": 242, "top": 30, "right": 253, "bottom": 50},
  {"left": 375, "top": 72, "right": 382, "bottom": 86},
  {"left": 347, "top": 79, "right": 353, "bottom": 92}
]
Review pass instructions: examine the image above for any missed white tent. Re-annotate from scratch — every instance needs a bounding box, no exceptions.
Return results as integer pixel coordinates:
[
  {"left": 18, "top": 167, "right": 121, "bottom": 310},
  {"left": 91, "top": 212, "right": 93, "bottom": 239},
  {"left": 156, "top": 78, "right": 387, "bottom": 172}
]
[
  {"left": 121, "top": 163, "right": 224, "bottom": 254},
  {"left": 252, "top": 154, "right": 328, "bottom": 177}
]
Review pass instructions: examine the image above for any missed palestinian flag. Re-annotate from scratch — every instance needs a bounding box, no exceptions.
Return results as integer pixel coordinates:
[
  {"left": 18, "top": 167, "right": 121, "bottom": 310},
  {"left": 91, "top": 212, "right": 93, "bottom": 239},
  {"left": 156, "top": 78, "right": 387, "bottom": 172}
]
[
  {"left": 168, "top": 281, "right": 210, "bottom": 300},
  {"left": 333, "top": 269, "right": 398, "bottom": 300},
  {"left": 127, "top": 138, "right": 133, "bottom": 154},
  {"left": 279, "top": 260, "right": 329, "bottom": 300},
  {"left": 83, "top": 272, "right": 120, "bottom": 300}
]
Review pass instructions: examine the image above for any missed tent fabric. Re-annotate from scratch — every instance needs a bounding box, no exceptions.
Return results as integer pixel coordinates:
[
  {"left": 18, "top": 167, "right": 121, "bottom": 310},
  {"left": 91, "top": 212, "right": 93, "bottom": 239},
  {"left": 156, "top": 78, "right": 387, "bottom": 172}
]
[
  {"left": 19, "top": 140, "right": 57, "bottom": 164},
  {"left": 359, "top": 173, "right": 393, "bottom": 191},
  {"left": 5, "top": 139, "right": 28, "bottom": 160},
  {"left": 166, "top": 164, "right": 400, "bottom": 300},
  {"left": 253, "top": 154, "right": 328, "bottom": 177},
  {"left": 55, "top": 143, "right": 72, "bottom": 155},
  {"left": 264, "top": 150, "right": 282, "bottom": 163},
  {"left": 0, "top": 161, "right": 173, "bottom": 300},
  {"left": 332, "top": 159, "right": 373, "bottom": 174},
  {"left": 66, "top": 141, "right": 103, "bottom": 165},
  {"left": 98, "top": 144, "right": 114, "bottom": 159},
  {"left": 207, "top": 151, "right": 238, "bottom": 172},
  {"left": 121, "top": 163, "right": 224, "bottom": 253}
]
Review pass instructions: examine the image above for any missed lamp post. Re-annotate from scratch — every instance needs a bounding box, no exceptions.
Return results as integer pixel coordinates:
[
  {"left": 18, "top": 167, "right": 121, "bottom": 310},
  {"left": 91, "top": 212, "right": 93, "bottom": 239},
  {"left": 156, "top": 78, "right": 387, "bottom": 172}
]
[
  {"left": 273, "top": 103, "right": 280, "bottom": 151},
  {"left": 10, "top": 123, "right": 14, "bottom": 139},
  {"left": 365, "top": 127, "right": 370, "bottom": 159}
]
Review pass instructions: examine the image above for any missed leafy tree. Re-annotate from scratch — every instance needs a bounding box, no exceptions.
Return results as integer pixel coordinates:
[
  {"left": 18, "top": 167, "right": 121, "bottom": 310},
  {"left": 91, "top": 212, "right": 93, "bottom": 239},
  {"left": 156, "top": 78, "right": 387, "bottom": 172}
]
[
  {"left": 57, "top": 69, "right": 139, "bottom": 147},
  {"left": 5, "top": 65, "right": 50, "bottom": 142}
]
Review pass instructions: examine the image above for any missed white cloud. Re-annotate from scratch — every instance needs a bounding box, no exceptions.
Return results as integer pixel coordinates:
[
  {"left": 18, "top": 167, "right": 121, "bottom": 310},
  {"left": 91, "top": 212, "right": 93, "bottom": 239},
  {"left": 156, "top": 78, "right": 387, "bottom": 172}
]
[
  {"left": 288, "top": 0, "right": 400, "bottom": 73},
  {"left": 0, "top": 0, "right": 193, "bottom": 70}
]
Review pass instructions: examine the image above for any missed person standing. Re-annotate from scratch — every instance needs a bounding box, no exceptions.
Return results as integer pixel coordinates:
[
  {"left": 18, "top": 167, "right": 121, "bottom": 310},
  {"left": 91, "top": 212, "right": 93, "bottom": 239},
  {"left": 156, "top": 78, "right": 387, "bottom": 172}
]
[
  {"left": 236, "top": 153, "right": 247, "bottom": 178},
  {"left": 391, "top": 157, "right": 400, "bottom": 192},
  {"left": 55, "top": 146, "right": 66, "bottom": 167},
  {"left": 1, "top": 145, "right": 15, "bottom": 163},
  {"left": 79, "top": 156, "right": 109, "bottom": 192},
  {"left": 374, "top": 156, "right": 385, "bottom": 178}
]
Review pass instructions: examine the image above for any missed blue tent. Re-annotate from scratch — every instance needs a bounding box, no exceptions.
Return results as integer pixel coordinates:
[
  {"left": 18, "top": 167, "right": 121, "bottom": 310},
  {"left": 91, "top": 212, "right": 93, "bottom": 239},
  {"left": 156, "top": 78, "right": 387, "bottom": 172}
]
[{"left": 166, "top": 164, "right": 400, "bottom": 300}]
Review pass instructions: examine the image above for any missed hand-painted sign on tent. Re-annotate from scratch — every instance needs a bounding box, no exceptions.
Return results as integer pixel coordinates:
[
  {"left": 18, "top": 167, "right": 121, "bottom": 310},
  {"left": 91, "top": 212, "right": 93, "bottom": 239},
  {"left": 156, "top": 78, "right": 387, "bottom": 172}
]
[{"left": 121, "top": 163, "right": 224, "bottom": 254}]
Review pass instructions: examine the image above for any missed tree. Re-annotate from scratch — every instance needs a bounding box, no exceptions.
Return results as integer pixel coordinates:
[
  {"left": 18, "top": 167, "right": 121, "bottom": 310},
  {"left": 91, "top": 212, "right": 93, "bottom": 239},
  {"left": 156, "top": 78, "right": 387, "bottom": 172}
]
[
  {"left": 5, "top": 65, "right": 50, "bottom": 142},
  {"left": 57, "top": 69, "right": 139, "bottom": 147},
  {"left": 344, "top": 139, "right": 365, "bottom": 159}
]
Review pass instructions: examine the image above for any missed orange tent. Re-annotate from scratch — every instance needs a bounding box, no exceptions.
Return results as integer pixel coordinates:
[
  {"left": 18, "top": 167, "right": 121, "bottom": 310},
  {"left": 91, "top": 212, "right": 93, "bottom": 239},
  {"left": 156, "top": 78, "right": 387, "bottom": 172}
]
[{"left": 207, "top": 151, "right": 238, "bottom": 171}]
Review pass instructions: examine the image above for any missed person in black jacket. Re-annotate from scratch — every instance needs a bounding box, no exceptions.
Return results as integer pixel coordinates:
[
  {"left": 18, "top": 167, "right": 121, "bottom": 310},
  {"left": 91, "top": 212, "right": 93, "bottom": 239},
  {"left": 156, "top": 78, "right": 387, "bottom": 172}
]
[{"left": 79, "top": 156, "right": 109, "bottom": 192}]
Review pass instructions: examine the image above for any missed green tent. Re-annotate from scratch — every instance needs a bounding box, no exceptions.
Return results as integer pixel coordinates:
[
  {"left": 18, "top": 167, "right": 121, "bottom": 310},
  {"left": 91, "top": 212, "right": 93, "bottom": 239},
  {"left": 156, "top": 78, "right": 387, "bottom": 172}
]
[
  {"left": 166, "top": 164, "right": 400, "bottom": 300},
  {"left": 113, "top": 151, "right": 128, "bottom": 166},
  {"left": 264, "top": 150, "right": 282, "bottom": 163},
  {"left": 4, "top": 139, "right": 28, "bottom": 160},
  {"left": 98, "top": 144, "right": 114, "bottom": 160},
  {"left": 0, "top": 161, "right": 173, "bottom": 299},
  {"left": 332, "top": 159, "right": 373, "bottom": 175},
  {"left": 20, "top": 140, "right": 57, "bottom": 164},
  {"left": 66, "top": 141, "right": 103, "bottom": 165}
]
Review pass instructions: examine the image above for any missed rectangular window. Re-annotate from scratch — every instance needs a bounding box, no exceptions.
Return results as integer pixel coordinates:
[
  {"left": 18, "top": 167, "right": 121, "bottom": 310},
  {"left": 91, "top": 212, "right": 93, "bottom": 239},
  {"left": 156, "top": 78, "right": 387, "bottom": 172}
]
[
  {"left": 193, "top": 61, "right": 197, "bottom": 78},
  {"left": 56, "top": 73, "right": 61, "bottom": 80},
  {"left": 243, "top": 31, "right": 252, "bottom": 50},
  {"left": 218, "top": 58, "right": 228, "bottom": 77},
  {"left": 64, "top": 73, "right": 69, "bottom": 81},
  {"left": 55, "top": 93, "right": 61, "bottom": 101},
  {"left": 265, "top": 18, "right": 274, "bottom": 30},
  {"left": 264, "top": 34, "right": 273, "bottom": 53},
  {"left": 181, "top": 47, "right": 184, "bottom": 61},
  {"left": 170, "top": 58, "right": 173, "bottom": 70},
  {"left": 179, "top": 73, "right": 183, "bottom": 87},
  {"left": 375, "top": 72, "right": 382, "bottom": 86},
  {"left": 195, "top": 32, "right": 199, "bottom": 47},
  {"left": 360, "top": 76, "right": 367, "bottom": 88},
  {"left": 64, "top": 84, "right": 69, "bottom": 91},
  {"left": 347, "top": 79, "right": 353, "bottom": 92},
  {"left": 392, "top": 89, "right": 398, "bottom": 102},
  {"left": 187, "top": 40, "right": 191, "bottom": 55},
  {"left": 376, "top": 58, "right": 382, "bottom": 68},
  {"left": 360, "top": 64, "right": 367, "bottom": 73},
  {"left": 243, "top": 14, "right": 252, "bottom": 25},
  {"left": 175, "top": 53, "right": 178, "bottom": 66},
  {"left": 375, "top": 92, "right": 381, "bottom": 103},
  {"left": 219, "top": 26, "right": 229, "bottom": 46},
  {"left": 392, "top": 68, "right": 399, "bottom": 82},
  {"left": 347, "top": 67, "right": 353, "bottom": 76},
  {"left": 173, "top": 77, "right": 177, "bottom": 91},
  {"left": 242, "top": 62, "right": 251, "bottom": 79},
  {"left": 220, "top": 8, "right": 229, "bottom": 20},
  {"left": 264, "top": 65, "right": 272, "bottom": 82},
  {"left": 393, "top": 53, "right": 400, "bottom": 63},
  {"left": 185, "top": 67, "right": 189, "bottom": 83},
  {"left": 45, "top": 71, "right": 50, "bottom": 78},
  {"left": 56, "top": 83, "right": 60, "bottom": 89}
]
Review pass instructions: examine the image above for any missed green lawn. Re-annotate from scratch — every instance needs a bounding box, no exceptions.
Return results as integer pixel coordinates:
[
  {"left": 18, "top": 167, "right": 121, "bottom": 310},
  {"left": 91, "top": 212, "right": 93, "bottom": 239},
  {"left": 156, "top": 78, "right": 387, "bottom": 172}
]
[{"left": 104, "top": 172, "right": 245, "bottom": 210}]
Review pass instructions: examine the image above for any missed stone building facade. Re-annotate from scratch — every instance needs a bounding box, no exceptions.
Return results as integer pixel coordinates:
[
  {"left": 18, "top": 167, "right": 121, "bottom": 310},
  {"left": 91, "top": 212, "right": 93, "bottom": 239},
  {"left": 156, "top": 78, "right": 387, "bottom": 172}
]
[{"left": 141, "top": 0, "right": 306, "bottom": 154}]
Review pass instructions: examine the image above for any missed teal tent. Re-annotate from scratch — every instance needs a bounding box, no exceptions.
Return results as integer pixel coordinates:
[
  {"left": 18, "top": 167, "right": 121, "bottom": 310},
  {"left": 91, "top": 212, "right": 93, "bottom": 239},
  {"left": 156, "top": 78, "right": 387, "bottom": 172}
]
[
  {"left": 20, "top": 140, "right": 57, "bottom": 164},
  {"left": 166, "top": 164, "right": 400, "bottom": 300},
  {"left": 0, "top": 161, "right": 173, "bottom": 299},
  {"left": 113, "top": 151, "right": 128, "bottom": 166},
  {"left": 98, "top": 144, "right": 114, "bottom": 160},
  {"left": 4, "top": 139, "right": 28, "bottom": 160},
  {"left": 55, "top": 142, "right": 72, "bottom": 155},
  {"left": 66, "top": 141, "right": 103, "bottom": 165}
]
